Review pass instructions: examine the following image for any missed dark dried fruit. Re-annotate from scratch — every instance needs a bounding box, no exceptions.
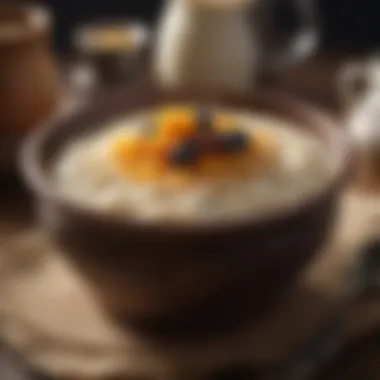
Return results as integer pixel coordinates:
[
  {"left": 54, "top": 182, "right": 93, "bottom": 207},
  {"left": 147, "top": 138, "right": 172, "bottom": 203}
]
[
  {"left": 170, "top": 138, "right": 200, "bottom": 167},
  {"left": 217, "top": 132, "right": 249, "bottom": 153}
]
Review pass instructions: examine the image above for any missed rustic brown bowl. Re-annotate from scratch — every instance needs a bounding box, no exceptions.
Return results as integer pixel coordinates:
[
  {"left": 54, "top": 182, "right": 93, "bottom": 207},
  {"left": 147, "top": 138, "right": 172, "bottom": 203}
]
[{"left": 20, "top": 87, "right": 351, "bottom": 339}]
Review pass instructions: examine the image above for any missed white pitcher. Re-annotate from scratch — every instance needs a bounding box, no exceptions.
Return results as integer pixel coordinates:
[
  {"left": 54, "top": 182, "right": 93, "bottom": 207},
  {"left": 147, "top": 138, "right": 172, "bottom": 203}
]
[
  {"left": 153, "top": 0, "right": 318, "bottom": 92},
  {"left": 340, "top": 58, "right": 380, "bottom": 149}
]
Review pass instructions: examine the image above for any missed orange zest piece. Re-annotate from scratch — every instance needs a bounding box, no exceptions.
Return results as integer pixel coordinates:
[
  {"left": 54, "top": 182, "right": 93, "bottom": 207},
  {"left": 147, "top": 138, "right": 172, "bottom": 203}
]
[
  {"left": 112, "top": 134, "right": 172, "bottom": 181},
  {"left": 156, "top": 107, "right": 197, "bottom": 142},
  {"left": 112, "top": 135, "right": 145, "bottom": 165}
]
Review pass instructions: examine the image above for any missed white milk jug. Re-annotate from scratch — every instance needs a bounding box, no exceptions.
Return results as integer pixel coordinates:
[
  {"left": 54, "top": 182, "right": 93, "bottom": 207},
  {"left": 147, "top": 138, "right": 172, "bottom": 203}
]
[
  {"left": 340, "top": 58, "right": 380, "bottom": 150},
  {"left": 153, "top": 0, "right": 319, "bottom": 92},
  {"left": 153, "top": 0, "right": 255, "bottom": 92}
]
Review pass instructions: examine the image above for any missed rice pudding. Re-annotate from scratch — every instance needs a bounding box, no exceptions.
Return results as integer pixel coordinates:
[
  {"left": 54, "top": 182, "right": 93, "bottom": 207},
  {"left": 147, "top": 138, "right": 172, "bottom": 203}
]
[{"left": 53, "top": 106, "right": 336, "bottom": 222}]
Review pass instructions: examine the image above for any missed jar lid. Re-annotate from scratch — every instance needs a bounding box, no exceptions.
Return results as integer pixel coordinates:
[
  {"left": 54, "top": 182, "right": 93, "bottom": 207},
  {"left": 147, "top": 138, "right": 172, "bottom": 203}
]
[
  {"left": 0, "top": 4, "right": 50, "bottom": 45},
  {"left": 74, "top": 21, "right": 149, "bottom": 55}
]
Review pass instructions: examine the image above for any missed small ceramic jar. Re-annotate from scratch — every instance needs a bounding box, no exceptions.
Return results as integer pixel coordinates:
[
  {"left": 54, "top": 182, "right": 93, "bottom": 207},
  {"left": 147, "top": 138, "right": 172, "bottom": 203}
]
[
  {"left": 73, "top": 21, "right": 150, "bottom": 86},
  {"left": 0, "top": 4, "right": 61, "bottom": 174}
]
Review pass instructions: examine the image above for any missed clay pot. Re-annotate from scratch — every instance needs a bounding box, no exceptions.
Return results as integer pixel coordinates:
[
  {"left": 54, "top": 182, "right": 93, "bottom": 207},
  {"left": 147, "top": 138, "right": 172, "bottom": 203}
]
[{"left": 0, "top": 4, "right": 61, "bottom": 173}]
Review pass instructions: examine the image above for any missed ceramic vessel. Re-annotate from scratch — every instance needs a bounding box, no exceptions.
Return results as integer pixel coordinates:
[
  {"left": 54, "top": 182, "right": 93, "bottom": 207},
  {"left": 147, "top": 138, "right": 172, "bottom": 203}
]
[
  {"left": 73, "top": 21, "right": 150, "bottom": 86},
  {"left": 20, "top": 87, "right": 350, "bottom": 339},
  {"left": 153, "top": 0, "right": 319, "bottom": 92},
  {"left": 340, "top": 58, "right": 380, "bottom": 182},
  {"left": 340, "top": 59, "right": 380, "bottom": 148},
  {"left": 154, "top": 0, "right": 254, "bottom": 92},
  {"left": 0, "top": 4, "right": 61, "bottom": 173}
]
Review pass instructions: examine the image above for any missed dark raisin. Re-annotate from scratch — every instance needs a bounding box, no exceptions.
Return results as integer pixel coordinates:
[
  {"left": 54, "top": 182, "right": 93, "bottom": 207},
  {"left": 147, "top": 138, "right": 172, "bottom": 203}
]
[
  {"left": 170, "top": 139, "right": 200, "bottom": 167},
  {"left": 217, "top": 132, "right": 249, "bottom": 153}
]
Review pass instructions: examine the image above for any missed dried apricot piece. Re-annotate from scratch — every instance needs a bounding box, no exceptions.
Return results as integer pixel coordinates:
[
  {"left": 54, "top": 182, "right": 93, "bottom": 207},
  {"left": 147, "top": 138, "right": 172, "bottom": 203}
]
[{"left": 156, "top": 107, "right": 197, "bottom": 141}]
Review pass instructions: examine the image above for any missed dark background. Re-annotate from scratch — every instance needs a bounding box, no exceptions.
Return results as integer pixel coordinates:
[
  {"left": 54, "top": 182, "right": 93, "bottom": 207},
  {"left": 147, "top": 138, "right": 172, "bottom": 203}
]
[{"left": 41, "top": 0, "right": 380, "bottom": 55}]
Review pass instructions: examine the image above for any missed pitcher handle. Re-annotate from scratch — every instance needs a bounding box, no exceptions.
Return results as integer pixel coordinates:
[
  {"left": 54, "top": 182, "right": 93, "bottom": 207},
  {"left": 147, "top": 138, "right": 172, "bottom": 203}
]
[
  {"left": 339, "top": 62, "right": 370, "bottom": 111},
  {"left": 259, "top": 0, "right": 319, "bottom": 73}
]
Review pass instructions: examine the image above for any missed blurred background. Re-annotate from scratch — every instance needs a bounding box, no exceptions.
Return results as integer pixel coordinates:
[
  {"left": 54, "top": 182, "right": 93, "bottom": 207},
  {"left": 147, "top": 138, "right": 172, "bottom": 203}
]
[{"left": 41, "top": 0, "right": 380, "bottom": 54}]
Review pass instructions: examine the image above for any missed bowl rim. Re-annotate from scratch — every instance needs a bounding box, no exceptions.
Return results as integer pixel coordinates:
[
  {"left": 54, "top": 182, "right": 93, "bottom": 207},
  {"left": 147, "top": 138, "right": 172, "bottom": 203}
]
[{"left": 19, "top": 87, "right": 352, "bottom": 235}]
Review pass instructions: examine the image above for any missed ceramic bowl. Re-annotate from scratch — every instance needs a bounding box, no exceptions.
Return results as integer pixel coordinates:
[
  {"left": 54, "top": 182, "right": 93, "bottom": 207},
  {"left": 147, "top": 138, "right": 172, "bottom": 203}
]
[{"left": 20, "top": 87, "right": 351, "bottom": 338}]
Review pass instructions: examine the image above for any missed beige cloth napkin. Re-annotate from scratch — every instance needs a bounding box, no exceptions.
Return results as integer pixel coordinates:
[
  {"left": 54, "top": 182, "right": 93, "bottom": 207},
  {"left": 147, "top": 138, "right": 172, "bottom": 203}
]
[{"left": 0, "top": 189, "right": 379, "bottom": 379}]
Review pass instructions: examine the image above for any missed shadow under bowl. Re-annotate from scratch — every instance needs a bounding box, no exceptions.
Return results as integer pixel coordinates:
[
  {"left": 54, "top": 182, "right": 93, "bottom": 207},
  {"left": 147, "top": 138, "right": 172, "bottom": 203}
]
[{"left": 19, "top": 87, "right": 351, "bottom": 340}]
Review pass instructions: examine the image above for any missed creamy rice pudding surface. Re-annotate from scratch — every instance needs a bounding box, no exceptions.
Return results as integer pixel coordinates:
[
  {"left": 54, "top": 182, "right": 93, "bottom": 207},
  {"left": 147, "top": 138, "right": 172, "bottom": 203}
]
[{"left": 53, "top": 107, "right": 336, "bottom": 222}]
